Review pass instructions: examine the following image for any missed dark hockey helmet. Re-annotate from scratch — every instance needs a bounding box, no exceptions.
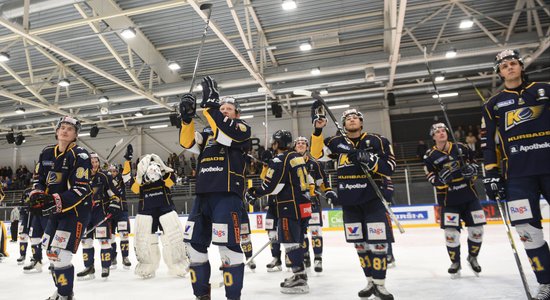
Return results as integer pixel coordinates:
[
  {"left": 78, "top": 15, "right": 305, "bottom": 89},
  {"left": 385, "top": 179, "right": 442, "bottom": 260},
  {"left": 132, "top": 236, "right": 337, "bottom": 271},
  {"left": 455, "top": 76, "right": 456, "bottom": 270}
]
[
  {"left": 56, "top": 115, "right": 82, "bottom": 133},
  {"left": 220, "top": 96, "right": 241, "bottom": 114},
  {"left": 494, "top": 49, "right": 523, "bottom": 73},
  {"left": 341, "top": 108, "right": 364, "bottom": 127},
  {"left": 271, "top": 129, "right": 293, "bottom": 150},
  {"left": 429, "top": 122, "right": 449, "bottom": 137}
]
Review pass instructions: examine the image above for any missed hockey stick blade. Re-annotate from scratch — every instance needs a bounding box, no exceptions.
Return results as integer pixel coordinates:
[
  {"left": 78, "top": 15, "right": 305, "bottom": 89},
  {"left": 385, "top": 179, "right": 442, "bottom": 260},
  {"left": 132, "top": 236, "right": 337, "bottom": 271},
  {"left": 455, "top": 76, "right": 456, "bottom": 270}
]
[
  {"left": 83, "top": 213, "right": 113, "bottom": 236},
  {"left": 293, "top": 89, "right": 312, "bottom": 97}
]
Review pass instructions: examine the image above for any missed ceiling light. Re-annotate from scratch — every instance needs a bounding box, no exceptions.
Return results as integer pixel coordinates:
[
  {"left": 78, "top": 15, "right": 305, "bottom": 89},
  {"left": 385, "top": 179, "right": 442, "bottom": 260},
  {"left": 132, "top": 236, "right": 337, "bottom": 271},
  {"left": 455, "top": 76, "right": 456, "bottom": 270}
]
[
  {"left": 319, "top": 89, "right": 328, "bottom": 95},
  {"left": 98, "top": 95, "right": 109, "bottom": 103},
  {"left": 58, "top": 78, "right": 71, "bottom": 87},
  {"left": 445, "top": 48, "right": 457, "bottom": 58},
  {"left": 329, "top": 104, "right": 350, "bottom": 110},
  {"left": 299, "top": 42, "right": 312, "bottom": 51},
  {"left": 0, "top": 52, "right": 10, "bottom": 62},
  {"left": 121, "top": 27, "right": 136, "bottom": 39},
  {"left": 78, "top": 132, "right": 90, "bottom": 137},
  {"left": 459, "top": 19, "right": 474, "bottom": 29},
  {"left": 435, "top": 75, "right": 445, "bottom": 82},
  {"left": 149, "top": 124, "right": 168, "bottom": 129},
  {"left": 168, "top": 61, "right": 181, "bottom": 71},
  {"left": 240, "top": 115, "right": 254, "bottom": 119},
  {"left": 310, "top": 67, "right": 321, "bottom": 75},
  {"left": 282, "top": 0, "right": 297, "bottom": 10},
  {"left": 432, "top": 92, "right": 458, "bottom": 99},
  {"left": 15, "top": 107, "right": 25, "bottom": 114},
  {"left": 134, "top": 111, "right": 143, "bottom": 117}
]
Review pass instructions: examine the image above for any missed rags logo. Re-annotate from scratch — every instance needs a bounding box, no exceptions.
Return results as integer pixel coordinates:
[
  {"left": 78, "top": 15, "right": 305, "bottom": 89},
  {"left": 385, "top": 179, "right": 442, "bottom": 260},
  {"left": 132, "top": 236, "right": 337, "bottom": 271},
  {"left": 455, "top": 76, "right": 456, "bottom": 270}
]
[
  {"left": 508, "top": 199, "right": 533, "bottom": 221},
  {"left": 344, "top": 222, "right": 363, "bottom": 240},
  {"left": 471, "top": 210, "right": 487, "bottom": 224},
  {"left": 212, "top": 223, "right": 228, "bottom": 243},
  {"left": 183, "top": 221, "right": 195, "bottom": 239},
  {"left": 505, "top": 105, "right": 544, "bottom": 131},
  {"left": 443, "top": 213, "right": 460, "bottom": 226},
  {"left": 366, "top": 222, "right": 386, "bottom": 240},
  {"left": 51, "top": 230, "right": 70, "bottom": 248}
]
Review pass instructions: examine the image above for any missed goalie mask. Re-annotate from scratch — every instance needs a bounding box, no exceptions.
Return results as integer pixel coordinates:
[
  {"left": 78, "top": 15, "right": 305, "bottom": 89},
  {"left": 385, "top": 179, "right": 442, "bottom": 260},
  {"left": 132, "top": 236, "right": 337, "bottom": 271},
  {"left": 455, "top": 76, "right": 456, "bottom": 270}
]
[
  {"left": 144, "top": 162, "right": 162, "bottom": 183},
  {"left": 429, "top": 123, "right": 449, "bottom": 137}
]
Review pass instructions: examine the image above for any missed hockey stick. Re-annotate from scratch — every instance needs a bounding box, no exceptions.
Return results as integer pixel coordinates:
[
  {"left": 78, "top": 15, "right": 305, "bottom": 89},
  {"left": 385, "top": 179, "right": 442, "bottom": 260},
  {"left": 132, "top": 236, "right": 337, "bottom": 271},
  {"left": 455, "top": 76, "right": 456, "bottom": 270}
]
[
  {"left": 105, "top": 138, "right": 124, "bottom": 160},
  {"left": 189, "top": 3, "right": 213, "bottom": 94},
  {"left": 494, "top": 196, "right": 533, "bottom": 300},
  {"left": 83, "top": 213, "right": 112, "bottom": 236},
  {"left": 245, "top": 239, "right": 272, "bottom": 266},
  {"left": 294, "top": 89, "right": 404, "bottom": 234}
]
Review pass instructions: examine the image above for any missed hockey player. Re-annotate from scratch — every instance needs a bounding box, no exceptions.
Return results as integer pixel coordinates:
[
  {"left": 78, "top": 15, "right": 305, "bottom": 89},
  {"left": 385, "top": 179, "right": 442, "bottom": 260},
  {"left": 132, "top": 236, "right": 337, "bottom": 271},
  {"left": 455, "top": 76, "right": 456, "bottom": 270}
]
[
  {"left": 124, "top": 153, "right": 187, "bottom": 279},
  {"left": 28, "top": 115, "right": 92, "bottom": 300},
  {"left": 481, "top": 49, "right": 550, "bottom": 299},
  {"left": 77, "top": 153, "right": 120, "bottom": 280},
  {"left": 0, "top": 185, "right": 7, "bottom": 260},
  {"left": 423, "top": 123, "right": 485, "bottom": 278},
  {"left": 245, "top": 130, "right": 311, "bottom": 294},
  {"left": 17, "top": 184, "right": 32, "bottom": 265},
  {"left": 310, "top": 107, "right": 396, "bottom": 300},
  {"left": 293, "top": 136, "right": 335, "bottom": 273},
  {"left": 180, "top": 76, "right": 251, "bottom": 300},
  {"left": 107, "top": 163, "right": 132, "bottom": 270}
]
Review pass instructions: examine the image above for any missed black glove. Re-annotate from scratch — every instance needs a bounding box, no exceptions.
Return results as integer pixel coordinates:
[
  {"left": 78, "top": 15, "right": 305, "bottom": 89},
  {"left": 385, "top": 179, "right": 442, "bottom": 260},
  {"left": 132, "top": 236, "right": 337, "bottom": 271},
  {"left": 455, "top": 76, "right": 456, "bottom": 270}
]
[
  {"left": 179, "top": 93, "right": 196, "bottom": 123},
  {"left": 438, "top": 168, "right": 453, "bottom": 185},
  {"left": 261, "top": 150, "right": 273, "bottom": 164},
  {"left": 107, "top": 198, "right": 122, "bottom": 216},
  {"left": 200, "top": 76, "right": 220, "bottom": 109},
  {"left": 124, "top": 144, "right": 133, "bottom": 161},
  {"left": 348, "top": 149, "right": 379, "bottom": 171},
  {"left": 325, "top": 190, "right": 339, "bottom": 206},
  {"left": 30, "top": 192, "right": 61, "bottom": 216},
  {"left": 310, "top": 100, "right": 325, "bottom": 124},
  {"left": 483, "top": 170, "right": 506, "bottom": 200},
  {"left": 245, "top": 187, "right": 258, "bottom": 206},
  {"left": 461, "top": 163, "right": 479, "bottom": 180}
]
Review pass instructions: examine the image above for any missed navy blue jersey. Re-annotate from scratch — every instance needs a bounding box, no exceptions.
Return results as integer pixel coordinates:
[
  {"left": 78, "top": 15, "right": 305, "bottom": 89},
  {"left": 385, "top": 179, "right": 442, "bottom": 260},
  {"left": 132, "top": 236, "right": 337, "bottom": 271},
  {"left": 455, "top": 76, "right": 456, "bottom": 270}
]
[
  {"left": 304, "top": 155, "right": 331, "bottom": 192},
  {"left": 110, "top": 172, "right": 128, "bottom": 211},
  {"left": 254, "top": 151, "right": 311, "bottom": 220},
  {"left": 481, "top": 81, "right": 550, "bottom": 178},
  {"left": 179, "top": 108, "right": 251, "bottom": 197},
  {"left": 34, "top": 143, "right": 92, "bottom": 211},
  {"left": 90, "top": 171, "right": 117, "bottom": 212},
  {"left": 310, "top": 132, "right": 396, "bottom": 206},
  {"left": 131, "top": 172, "right": 176, "bottom": 212}
]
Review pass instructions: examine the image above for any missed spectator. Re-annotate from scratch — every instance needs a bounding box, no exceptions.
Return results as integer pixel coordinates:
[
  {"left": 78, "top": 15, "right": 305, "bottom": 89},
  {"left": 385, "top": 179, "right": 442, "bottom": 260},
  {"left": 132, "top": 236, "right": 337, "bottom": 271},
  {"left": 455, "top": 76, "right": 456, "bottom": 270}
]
[
  {"left": 10, "top": 207, "right": 19, "bottom": 242},
  {"left": 465, "top": 132, "right": 477, "bottom": 152},
  {"left": 416, "top": 140, "right": 428, "bottom": 159},
  {"left": 454, "top": 126, "right": 465, "bottom": 142}
]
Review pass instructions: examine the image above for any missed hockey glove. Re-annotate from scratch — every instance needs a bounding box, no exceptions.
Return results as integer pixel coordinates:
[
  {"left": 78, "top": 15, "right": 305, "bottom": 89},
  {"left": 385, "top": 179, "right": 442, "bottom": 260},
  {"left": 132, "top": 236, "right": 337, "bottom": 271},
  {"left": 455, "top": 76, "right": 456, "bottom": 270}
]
[
  {"left": 349, "top": 149, "right": 379, "bottom": 171},
  {"left": 438, "top": 168, "right": 453, "bottom": 185},
  {"left": 261, "top": 150, "right": 273, "bottom": 165},
  {"left": 245, "top": 187, "right": 258, "bottom": 206},
  {"left": 200, "top": 76, "right": 220, "bottom": 109},
  {"left": 324, "top": 190, "right": 339, "bottom": 206},
  {"left": 124, "top": 144, "right": 133, "bottom": 161},
  {"left": 461, "top": 163, "right": 479, "bottom": 180},
  {"left": 30, "top": 192, "right": 62, "bottom": 216},
  {"left": 311, "top": 100, "right": 326, "bottom": 123},
  {"left": 179, "top": 93, "right": 196, "bottom": 123},
  {"left": 107, "top": 197, "right": 122, "bottom": 216},
  {"left": 483, "top": 170, "right": 506, "bottom": 201}
]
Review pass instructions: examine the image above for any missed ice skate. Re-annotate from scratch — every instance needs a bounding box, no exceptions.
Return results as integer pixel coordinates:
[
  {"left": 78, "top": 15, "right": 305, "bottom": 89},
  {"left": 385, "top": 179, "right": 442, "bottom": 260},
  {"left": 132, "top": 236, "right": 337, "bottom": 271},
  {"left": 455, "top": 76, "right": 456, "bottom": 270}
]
[
  {"left": 373, "top": 284, "right": 394, "bottom": 300},
  {"left": 358, "top": 281, "right": 374, "bottom": 298},
  {"left": 17, "top": 255, "right": 26, "bottom": 265},
  {"left": 76, "top": 265, "right": 95, "bottom": 280},
  {"left": 466, "top": 255, "right": 481, "bottom": 276},
  {"left": 303, "top": 253, "right": 311, "bottom": 268},
  {"left": 46, "top": 291, "right": 74, "bottom": 300},
  {"left": 266, "top": 257, "right": 282, "bottom": 272},
  {"left": 110, "top": 259, "right": 117, "bottom": 270},
  {"left": 534, "top": 283, "right": 550, "bottom": 300},
  {"left": 447, "top": 262, "right": 461, "bottom": 279},
  {"left": 313, "top": 257, "right": 323, "bottom": 272},
  {"left": 23, "top": 259, "right": 43, "bottom": 273},
  {"left": 195, "top": 295, "right": 210, "bottom": 300},
  {"left": 280, "top": 273, "right": 309, "bottom": 294},
  {"left": 101, "top": 267, "right": 110, "bottom": 278},
  {"left": 122, "top": 257, "right": 132, "bottom": 269}
]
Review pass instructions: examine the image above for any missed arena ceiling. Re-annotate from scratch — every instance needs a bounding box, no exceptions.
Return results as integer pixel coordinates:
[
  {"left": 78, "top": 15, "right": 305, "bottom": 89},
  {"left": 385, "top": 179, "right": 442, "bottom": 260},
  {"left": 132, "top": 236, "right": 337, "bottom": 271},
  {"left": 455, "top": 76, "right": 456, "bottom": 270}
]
[{"left": 0, "top": 0, "right": 549, "bottom": 138}]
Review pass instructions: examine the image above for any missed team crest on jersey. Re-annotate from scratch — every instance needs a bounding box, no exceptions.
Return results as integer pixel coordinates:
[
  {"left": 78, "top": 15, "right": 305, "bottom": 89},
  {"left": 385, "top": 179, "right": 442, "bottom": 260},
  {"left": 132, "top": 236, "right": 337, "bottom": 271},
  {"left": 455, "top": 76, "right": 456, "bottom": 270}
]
[
  {"left": 237, "top": 123, "right": 247, "bottom": 132},
  {"left": 505, "top": 105, "right": 544, "bottom": 131},
  {"left": 46, "top": 171, "right": 63, "bottom": 185},
  {"left": 338, "top": 153, "right": 352, "bottom": 167}
]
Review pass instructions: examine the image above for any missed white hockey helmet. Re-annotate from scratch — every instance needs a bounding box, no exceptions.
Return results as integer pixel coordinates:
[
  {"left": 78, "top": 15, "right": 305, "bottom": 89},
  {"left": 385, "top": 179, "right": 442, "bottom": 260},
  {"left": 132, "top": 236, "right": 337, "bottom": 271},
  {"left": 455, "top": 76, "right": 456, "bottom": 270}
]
[
  {"left": 494, "top": 49, "right": 523, "bottom": 73},
  {"left": 429, "top": 123, "right": 449, "bottom": 137},
  {"left": 220, "top": 96, "right": 241, "bottom": 113},
  {"left": 293, "top": 136, "right": 309, "bottom": 147},
  {"left": 341, "top": 108, "right": 364, "bottom": 126},
  {"left": 56, "top": 115, "right": 81, "bottom": 133}
]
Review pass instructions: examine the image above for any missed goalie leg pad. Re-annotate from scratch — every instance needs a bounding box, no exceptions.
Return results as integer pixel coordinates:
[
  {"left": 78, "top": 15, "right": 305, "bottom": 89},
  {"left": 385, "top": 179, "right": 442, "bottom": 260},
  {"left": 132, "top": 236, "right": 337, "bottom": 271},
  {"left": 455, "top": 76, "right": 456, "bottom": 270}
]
[
  {"left": 159, "top": 211, "right": 188, "bottom": 277},
  {"left": 134, "top": 214, "right": 160, "bottom": 278}
]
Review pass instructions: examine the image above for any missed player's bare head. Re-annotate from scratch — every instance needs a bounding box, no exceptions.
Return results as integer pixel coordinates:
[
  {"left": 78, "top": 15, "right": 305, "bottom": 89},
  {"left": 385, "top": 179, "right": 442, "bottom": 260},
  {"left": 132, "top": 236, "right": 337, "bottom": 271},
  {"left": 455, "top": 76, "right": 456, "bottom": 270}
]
[
  {"left": 293, "top": 136, "right": 309, "bottom": 154},
  {"left": 341, "top": 108, "right": 363, "bottom": 132},
  {"left": 430, "top": 123, "right": 448, "bottom": 141},
  {"left": 90, "top": 152, "right": 100, "bottom": 170},
  {"left": 220, "top": 97, "right": 241, "bottom": 119},
  {"left": 271, "top": 129, "right": 293, "bottom": 151},
  {"left": 55, "top": 115, "right": 81, "bottom": 142}
]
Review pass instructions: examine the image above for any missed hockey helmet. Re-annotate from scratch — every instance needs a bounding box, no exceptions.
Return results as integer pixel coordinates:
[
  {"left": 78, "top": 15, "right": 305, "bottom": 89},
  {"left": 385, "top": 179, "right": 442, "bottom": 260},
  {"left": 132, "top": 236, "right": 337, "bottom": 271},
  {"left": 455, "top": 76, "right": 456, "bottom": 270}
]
[
  {"left": 429, "top": 123, "right": 449, "bottom": 137},
  {"left": 56, "top": 115, "right": 81, "bottom": 133},
  {"left": 108, "top": 164, "right": 118, "bottom": 172},
  {"left": 220, "top": 96, "right": 241, "bottom": 113},
  {"left": 494, "top": 49, "right": 523, "bottom": 73},
  {"left": 90, "top": 152, "right": 99, "bottom": 160},
  {"left": 341, "top": 108, "right": 364, "bottom": 126},
  {"left": 271, "top": 129, "right": 293, "bottom": 150},
  {"left": 293, "top": 136, "right": 309, "bottom": 148}
]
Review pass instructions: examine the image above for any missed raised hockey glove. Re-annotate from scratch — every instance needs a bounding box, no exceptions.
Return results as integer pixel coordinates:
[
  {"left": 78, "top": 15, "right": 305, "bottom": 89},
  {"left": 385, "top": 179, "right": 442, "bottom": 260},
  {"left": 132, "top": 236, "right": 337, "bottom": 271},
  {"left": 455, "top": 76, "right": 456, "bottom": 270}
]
[
  {"left": 124, "top": 144, "right": 133, "bottom": 161},
  {"left": 311, "top": 100, "right": 326, "bottom": 124},
  {"left": 324, "top": 190, "right": 339, "bottom": 206},
  {"left": 437, "top": 167, "right": 453, "bottom": 185},
  {"left": 461, "top": 163, "right": 479, "bottom": 180},
  {"left": 245, "top": 187, "right": 258, "bottom": 206},
  {"left": 483, "top": 170, "right": 506, "bottom": 201},
  {"left": 200, "top": 76, "right": 220, "bottom": 109},
  {"left": 179, "top": 93, "right": 196, "bottom": 123},
  {"left": 349, "top": 149, "right": 379, "bottom": 171}
]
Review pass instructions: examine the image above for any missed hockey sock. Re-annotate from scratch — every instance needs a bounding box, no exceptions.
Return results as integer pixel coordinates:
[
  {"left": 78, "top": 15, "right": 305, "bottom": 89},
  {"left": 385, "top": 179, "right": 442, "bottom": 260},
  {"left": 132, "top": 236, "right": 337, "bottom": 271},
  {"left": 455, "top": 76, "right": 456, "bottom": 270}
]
[
  {"left": 223, "top": 263, "right": 244, "bottom": 299},
  {"left": 526, "top": 242, "right": 550, "bottom": 284},
  {"left": 100, "top": 241, "right": 111, "bottom": 268},
  {"left": 20, "top": 241, "right": 28, "bottom": 257},
  {"left": 83, "top": 247, "right": 94, "bottom": 268},
  {"left": 369, "top": 251, "right": 387, "bottom": 281},
  {"left": 356, "top": 246, "right": 372, "bottom": 278},
  {"left": 53, "top": 265, "right": 74, "bottom": 297},
  {"left": 467, "top": 239, "right": 482, "bottom": 257},
  {"left": 286, "top": 246, "right": 305, "bottom": 271},
  {"left": 447, "top": 245, "right": 460, "bottom": 264},
  {"left": 387, "top": 242, "right": 393, "bottom": 257},
  {"left": 32, "top": 243, "right": 42, "bottom": 261},
  {"left": 190, "top": 261, "right": 211, "bottom": 298},
  {"left": 312, "top": 236, "right": 323, "bottom": 256},
  {"left": 111, "top": 242, "right": 118, "bottom": 261},
  {"left": 303, "top": 235, "right": 310, "bottom": 255},
  {"left": 270, "top": 241, "right": 281, "bottom": 259},
  {"left": 121, "top": 240, "right": 130, "bottom": 258}
]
